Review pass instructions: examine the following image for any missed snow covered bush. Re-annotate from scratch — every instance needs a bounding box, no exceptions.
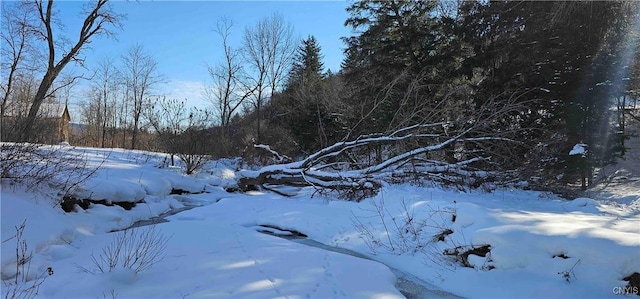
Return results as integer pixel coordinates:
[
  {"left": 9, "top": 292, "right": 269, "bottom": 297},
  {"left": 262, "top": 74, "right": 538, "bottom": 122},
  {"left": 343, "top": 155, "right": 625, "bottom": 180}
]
[{"left": 78, "top": 225, "right": 170, "bottom": 275}]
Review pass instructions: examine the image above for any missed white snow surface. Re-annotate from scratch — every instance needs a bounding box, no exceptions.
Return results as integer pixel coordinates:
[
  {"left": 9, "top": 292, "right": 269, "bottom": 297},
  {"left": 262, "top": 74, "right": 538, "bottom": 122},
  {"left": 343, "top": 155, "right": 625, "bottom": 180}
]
[{"left": 1, "top": 146, "right": 639, "bottom": 298}]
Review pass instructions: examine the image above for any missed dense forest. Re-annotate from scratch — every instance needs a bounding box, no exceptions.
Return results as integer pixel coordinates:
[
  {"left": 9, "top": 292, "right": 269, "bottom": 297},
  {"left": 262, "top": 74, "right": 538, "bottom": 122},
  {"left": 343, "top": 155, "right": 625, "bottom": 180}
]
[{"left": 2, "top": 0, "right": 639, "bottom": 195}]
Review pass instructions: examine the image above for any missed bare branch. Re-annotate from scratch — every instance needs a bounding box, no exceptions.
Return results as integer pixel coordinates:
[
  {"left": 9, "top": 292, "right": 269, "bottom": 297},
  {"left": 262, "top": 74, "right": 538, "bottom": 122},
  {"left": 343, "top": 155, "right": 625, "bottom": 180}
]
[{"left": 19, "top": 0, "right": 124, "bottom": 141}]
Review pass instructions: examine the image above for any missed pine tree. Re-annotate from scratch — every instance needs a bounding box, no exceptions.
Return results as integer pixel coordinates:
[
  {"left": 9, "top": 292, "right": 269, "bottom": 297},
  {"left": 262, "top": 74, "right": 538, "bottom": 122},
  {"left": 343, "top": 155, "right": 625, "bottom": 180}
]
[
  {"left": 341, "top": 0, "right": 444, "bottom": 135},
  {"left": 459, "top": 1, "right": 639, "bottom": 189},
  {"left": 280, "top": 36, "right": 333, "bottom": 152},
  {"left": 286, "top": 35, "right": 324, "bottom": 91}
]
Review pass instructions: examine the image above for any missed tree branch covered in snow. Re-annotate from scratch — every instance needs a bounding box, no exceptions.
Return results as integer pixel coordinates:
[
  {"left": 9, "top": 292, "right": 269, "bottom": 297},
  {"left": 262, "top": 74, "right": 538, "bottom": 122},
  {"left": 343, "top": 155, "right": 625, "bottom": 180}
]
[
  {"left": 238, "top": 93, "right": 529, "bottom": 199},
  {"left": 254, "top": 144, "right": 291, "bottom": 163}
]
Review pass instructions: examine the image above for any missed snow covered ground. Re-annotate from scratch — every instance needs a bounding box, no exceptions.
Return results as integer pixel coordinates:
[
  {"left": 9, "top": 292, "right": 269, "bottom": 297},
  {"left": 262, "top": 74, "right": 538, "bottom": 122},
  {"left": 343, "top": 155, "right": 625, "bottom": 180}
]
[{"left": 2, "top": 146, "right": 639, "bottom": 298}]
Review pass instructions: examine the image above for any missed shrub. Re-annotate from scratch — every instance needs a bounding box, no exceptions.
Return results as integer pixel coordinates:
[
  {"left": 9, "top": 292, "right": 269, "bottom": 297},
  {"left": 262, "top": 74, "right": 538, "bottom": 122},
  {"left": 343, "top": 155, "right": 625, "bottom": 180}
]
[
  {"left": 352, "top": 197, "right": 457, "bottom": 255},
  {"left": 2, "top": 220, "right": 52, "bottom": 299},
  {"left": 352, "top": 197, "right": 493, "bottom": 270},
  {"left": 0, "top": 143, "right": 97, "bottom": 194},
  {"left": 78, "top": 225, "right": 170, "bottom": 275}
]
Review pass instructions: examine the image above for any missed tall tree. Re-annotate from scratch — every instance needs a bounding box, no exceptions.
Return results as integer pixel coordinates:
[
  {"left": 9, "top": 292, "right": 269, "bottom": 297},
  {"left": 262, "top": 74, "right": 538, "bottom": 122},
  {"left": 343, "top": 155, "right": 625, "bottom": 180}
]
[
  {"left": 17, "top": 0, "right": 122, "bottom": 141},
  {"left": 206, "top": 18, "right": 254, "bottom": 152},
  {"left": 1, "top": 2, "right": 39, "bottom": 140},
  {"left": 286, "top": 35, "right": 324, "bottom": 90},
  {"left": 93, "top": 56, "right": 120, "bottom": 148},
  {"left": 243, "top": 13, "right": 296, "bottom": 143},
  {"left": 282, "top": 35, "right": 329, "bottom": 151},
  {"left": 121, "top": 44, "right": 162, "bottom": 149},
  {"left": 458, "top": 1, "right": 639, "bottom": 188},
  {"left": 341, "top": 0, "right": 444, "bottom": 136}
]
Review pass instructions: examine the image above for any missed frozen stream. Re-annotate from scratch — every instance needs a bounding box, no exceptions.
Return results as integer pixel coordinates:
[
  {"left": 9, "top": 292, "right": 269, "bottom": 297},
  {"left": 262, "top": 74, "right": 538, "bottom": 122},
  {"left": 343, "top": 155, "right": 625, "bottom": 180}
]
[
  {"left": 126, "top": 205, "right": 197, "bottom": 229},
  {"left": 273, "top": 236, "right": 464, "bottom": 299},
  {"left": 125, "top": 199, "right": 463, "bottom": 299}
]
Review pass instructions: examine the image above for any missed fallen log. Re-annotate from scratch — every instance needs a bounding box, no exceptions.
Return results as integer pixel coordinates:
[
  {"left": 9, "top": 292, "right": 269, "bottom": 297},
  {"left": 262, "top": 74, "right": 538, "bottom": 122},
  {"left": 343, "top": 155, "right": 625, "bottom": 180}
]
[{"left": 237, "top": 121, "right": 508, "bottom": 200}]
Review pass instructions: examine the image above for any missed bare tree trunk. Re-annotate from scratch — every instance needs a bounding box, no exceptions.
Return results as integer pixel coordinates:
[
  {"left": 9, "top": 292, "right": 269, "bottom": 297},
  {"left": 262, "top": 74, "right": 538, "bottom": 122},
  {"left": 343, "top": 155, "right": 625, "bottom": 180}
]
[
  {"left": 1, "top": 3, "right": 35, "bottom": 141},
  {"left": 19, "top": 0, "right": 121, "bottom": 141},
  {"left": 132, "top": 99, "right": 139, "bottom": 149},
  {"left": 257, "top": 87, "right": 262, "bottom": 143},
  {"left": 243, "top": 13, "right": 296, "bottom": 144},
  {"left": 102, "top": 89, "right": 107, "bottom": 148},
  {"left": 121, "top": 87, "right": 129, "bottom": 149},
  {"left": 206, "top": 18, "right": 254, "bottom": 153},
  {"left": 620, "top": 95, "right": 626, "bottom": 154},
  {"left": 121, "top": 44, "right": 161, "bottom": 149},
  {"left": 96, "top": 57, "right": 119, "bottom": 148},
  {"left": 316, "top": 102, "right": 327, "bottom": 148},
  {"left": 23, "top": 69, "right": 55, "bottom": 141}
]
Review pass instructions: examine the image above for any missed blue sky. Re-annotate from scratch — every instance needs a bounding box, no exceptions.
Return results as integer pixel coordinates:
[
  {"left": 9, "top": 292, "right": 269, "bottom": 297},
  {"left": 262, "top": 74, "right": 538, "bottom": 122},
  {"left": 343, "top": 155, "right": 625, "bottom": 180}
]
[{"left": 55, "top": 1, "right": 352, "bottom": 118}]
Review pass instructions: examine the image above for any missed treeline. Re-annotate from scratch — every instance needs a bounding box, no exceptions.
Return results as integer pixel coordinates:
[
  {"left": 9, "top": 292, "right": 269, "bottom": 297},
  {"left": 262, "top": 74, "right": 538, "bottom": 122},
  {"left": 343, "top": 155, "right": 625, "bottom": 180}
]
[
  {"left": 2, "top": 1, "right": 639, "bottom": 193},
  {"left": 244, "top": 1, "right": 640, "bottom": 192}
]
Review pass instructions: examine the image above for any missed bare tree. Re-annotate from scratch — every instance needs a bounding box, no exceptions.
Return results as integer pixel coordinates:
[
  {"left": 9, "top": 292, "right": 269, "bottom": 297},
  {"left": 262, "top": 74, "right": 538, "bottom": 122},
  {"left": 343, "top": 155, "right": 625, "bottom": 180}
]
[
  {"left": 117, "top": 79, "right": 130, "bottom": 148},
  {"left": 121, "top": 44, "right": 162, "bottom": 149},
  {"left": 205, "top": 18, "right": 254, "bottom": 150},
  {"left": 56, "top": 73, "right": 78, "bottom": 107},
  {"left": 145, "top": 97, "right": 213, "bottom": 174},
  {"left": 1, "top": 2, "right": 40, "bottom": 141},
  {"left": 93, "top": 56, "right": 120, "bottom": 147},
  {"left": 175, "top": 108, "right": 214, "bottom": 175},
  {"left": 265, "top": 15, "right": 296, "bottom": 98},
  {"left": 243, "top": 13, "right": 296, "bottom": 143},
  {"left": 79, "top": 87, "right": 103, "bottom": 145},
  {"left": 1, "top": 73, "right": 39, "bottom": 141},
  {"left": 145, "top": 97, "right": 186, "bottom": 165},
  {"left": 18, "top": 0, "right": 122, "bottom": 142}
]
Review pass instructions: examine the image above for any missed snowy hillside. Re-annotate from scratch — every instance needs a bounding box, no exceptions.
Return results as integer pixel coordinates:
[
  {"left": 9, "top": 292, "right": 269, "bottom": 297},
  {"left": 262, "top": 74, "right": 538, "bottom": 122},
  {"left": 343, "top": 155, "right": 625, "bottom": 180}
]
[{"left": 1, "top": 146, "right": 639, "bottom": 298}]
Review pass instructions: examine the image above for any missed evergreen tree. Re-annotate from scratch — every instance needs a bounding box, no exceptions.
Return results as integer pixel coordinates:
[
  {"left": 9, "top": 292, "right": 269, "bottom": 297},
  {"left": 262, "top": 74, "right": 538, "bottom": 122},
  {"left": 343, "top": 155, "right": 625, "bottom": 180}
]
[
  {"left": 459, "top": 1, "right": 639, "bottom": 188},
  {"left": 279, "top": 36, "right": 335, "bottom": 152},
  {"left": 286, "top": 35, "right": 324, "bottom": 90},
  {"left": 341, "top": 0, "right": 444, "bottom": 135}
]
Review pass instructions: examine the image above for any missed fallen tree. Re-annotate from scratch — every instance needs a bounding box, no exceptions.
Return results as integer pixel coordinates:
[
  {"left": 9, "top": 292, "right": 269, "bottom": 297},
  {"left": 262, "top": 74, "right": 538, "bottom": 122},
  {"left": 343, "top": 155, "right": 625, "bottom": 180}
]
[
  {"left": 240, "top": 126, "right": 499, "bottom": 198},
  {"left": 238, "top": 90, "right": 537, "bottom": 200}
]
